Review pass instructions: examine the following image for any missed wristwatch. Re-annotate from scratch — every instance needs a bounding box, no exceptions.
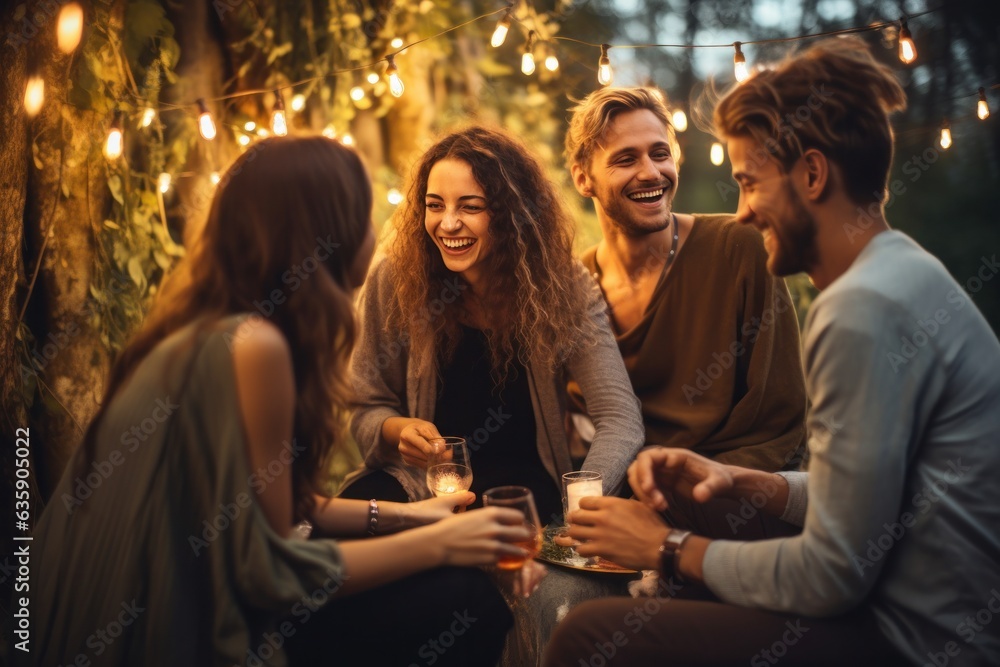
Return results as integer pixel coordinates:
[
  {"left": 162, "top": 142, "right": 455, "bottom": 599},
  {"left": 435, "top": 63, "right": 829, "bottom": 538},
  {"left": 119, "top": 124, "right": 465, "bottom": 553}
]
[{"left": 659, "top": 529, "right": 692, "bottom": 581}]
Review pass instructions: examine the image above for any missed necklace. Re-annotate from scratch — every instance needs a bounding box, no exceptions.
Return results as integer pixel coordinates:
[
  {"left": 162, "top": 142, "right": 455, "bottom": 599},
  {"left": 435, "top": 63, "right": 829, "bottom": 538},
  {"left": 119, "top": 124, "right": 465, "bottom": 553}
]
[{"left": 592, "top": 213, "right": 681, "bottom": 288}]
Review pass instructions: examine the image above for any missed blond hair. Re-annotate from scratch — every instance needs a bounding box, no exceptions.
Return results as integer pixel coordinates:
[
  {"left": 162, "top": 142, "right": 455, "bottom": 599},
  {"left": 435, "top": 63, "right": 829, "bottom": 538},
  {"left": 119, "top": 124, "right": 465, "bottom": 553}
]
[
  {"left": 565, "top": 87, "right": 680, "bottom": 171},
  {"left": 713, "top": 36, "right": 906, "bottom": 204}
]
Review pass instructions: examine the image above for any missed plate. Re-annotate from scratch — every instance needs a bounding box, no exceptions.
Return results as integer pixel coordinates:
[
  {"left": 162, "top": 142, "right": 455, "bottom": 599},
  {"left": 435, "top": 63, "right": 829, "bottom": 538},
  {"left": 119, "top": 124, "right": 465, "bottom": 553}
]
[{"left": 535, "top": 526, "right": 638, "bottom": 574}]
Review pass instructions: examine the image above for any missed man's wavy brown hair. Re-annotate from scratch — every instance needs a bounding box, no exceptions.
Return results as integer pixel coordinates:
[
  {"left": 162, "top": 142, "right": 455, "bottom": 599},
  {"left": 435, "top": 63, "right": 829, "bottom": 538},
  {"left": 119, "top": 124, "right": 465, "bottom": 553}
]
[
  {"left": 713, "top": 36, "right": 906, "bottom": 205},
  {"left": 80, "top": 136, "right": 372, "bottom": 521},
  {"left": 386, "top": 125, "right": 598, "bottom": 379}
]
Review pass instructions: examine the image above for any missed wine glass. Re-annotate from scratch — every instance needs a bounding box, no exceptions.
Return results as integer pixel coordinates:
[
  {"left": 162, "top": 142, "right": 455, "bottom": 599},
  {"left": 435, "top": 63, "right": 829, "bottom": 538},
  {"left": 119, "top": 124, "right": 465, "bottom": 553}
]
[
  {"left": 482, "top": 486, "right": 542, "bottom": 571},
  {"left": 426, "top": 437, "right": 473, "bottom": 502}
]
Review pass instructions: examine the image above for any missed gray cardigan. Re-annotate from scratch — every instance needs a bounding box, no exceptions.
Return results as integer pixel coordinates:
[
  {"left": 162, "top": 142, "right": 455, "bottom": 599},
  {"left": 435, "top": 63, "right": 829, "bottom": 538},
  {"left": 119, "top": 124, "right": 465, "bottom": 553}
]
[{"left": 346, "top": 258, "right": 645, "bottom": 502}]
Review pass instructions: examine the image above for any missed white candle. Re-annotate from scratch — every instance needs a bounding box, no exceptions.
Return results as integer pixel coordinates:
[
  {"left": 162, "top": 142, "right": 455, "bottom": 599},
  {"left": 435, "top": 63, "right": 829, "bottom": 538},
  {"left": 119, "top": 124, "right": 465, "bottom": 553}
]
[{"left": 566, "top": 480, "right": 603, "bottom": 514}]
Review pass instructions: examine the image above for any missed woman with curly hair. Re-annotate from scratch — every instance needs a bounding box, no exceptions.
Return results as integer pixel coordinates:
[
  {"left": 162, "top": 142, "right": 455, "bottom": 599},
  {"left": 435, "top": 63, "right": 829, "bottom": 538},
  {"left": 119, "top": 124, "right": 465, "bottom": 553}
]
[{"left": 343, "top": 125, "right": 644, "bottom": 525}]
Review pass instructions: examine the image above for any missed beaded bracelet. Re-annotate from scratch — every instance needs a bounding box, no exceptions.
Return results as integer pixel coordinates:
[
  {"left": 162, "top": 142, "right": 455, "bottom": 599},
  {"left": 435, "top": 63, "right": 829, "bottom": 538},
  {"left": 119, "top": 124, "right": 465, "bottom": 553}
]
[{"left": 367, "top": 498, "right": 379, "bottom": 536}]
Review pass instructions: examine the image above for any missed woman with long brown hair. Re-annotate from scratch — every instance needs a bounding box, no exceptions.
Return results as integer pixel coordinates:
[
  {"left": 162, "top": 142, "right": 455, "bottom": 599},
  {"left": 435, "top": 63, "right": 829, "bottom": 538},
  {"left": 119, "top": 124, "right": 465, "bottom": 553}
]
[
  {"left": 27, "top": 136, "right": 528, "bottom": 667},
  {"left": 344, "top": 125, "right": 644, "bottom": 526}
]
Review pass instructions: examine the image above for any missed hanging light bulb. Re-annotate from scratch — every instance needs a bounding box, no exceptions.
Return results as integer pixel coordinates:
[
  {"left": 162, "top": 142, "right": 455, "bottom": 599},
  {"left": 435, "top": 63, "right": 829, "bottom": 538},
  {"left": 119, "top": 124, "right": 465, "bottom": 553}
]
[
  {"left": 197, "top": 99, "right": 216, "bottom": 140},
  {"left": 291, "top": 94, "right": 306, "bottom": 112},
  {"left": 57, "top": 3, "right": 84, "bottom": 54},
  {"left": 387, "top": 188, "right": 403, "bottom": 205},
  {"left": 390, "top": 37, "right": 404, "bottom": 49},
  {"left": 491, "top": 7, "right": 513, "bottom": 48},
  {"left": 598, "top": 44, "right": 613, "bottom": 86},
  {"left": 140, "top": 107, "right": 156, "bottom": 128},
  {"left": 672, "top": 109, "right": 688, "bottom": 132},
  {"left": 939, "top": 121, "right": 952, "bottom": 150},
  {"left": 271, "top": 90, "right": 288, "bottom": 136},
  {"left": 545, "top": 53, "right": 559, "bottom": 72},
  {"left": 733, "top": 42, "right": 749, "bottom": 83},
  {"left": 710, "top": 142, "right": 725, "bottom": 166},
  {"left": 257, "top": 128, "right": 270, "bottom": 138},
  {"left": 521, "top": 31, "right": 536, "bottom": 76},
  {"left": 244, "top": 121, "right": 256, "bottom": 132},
  {"left": 386, "top": 55, "right": 404, "bottom": 98},
  {"left": 341, "top": 133, "right": 355, "bottom": 146},
  {"left": 24, "top": 76, "right": 44, "bottom": 117},
  {"left": 367, "top": 72, "right": 381, "bottom": 85},
  {"left": 237, "top": 134, "right": 251, "bottom": 146},
  {"left": 322, "top": 125, "right": 337, "bottom": 139},
  {"left": 105, "top": 113, "right": 123, "bottom": 160},
  {"left": 977, "top": 87, "right": 990, "bottom": 120},
  {"left": 898, "top": 20, "right": 916, "bottom": 64},
  {"left": 350, "top": 86, "right": 365, "bottom": 102},
  {"left": 157, "top": 172, "right": 171, "bottom": 193}
]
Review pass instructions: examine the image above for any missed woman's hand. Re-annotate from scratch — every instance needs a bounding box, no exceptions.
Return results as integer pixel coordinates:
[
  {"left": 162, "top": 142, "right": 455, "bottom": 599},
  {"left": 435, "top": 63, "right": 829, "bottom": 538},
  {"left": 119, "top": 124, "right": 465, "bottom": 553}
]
[
  {"left": 423, "top": 507, "right": 533, "bottom": 568},
  {"left": 556, "top": 497, "right": 670, "bottom": 571},
  {"left": 398, "top": 419, "right": 442, "bottom": 468},
  {"left": 404, "top": 492, "right": 476, "bottom": 526}
]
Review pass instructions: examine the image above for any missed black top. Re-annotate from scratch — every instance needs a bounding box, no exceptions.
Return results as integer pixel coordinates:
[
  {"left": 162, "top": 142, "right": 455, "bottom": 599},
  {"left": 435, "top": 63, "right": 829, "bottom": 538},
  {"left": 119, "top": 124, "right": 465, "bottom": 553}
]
[{"left": 435, "top": 326, "right": 561, "bottom": 524}]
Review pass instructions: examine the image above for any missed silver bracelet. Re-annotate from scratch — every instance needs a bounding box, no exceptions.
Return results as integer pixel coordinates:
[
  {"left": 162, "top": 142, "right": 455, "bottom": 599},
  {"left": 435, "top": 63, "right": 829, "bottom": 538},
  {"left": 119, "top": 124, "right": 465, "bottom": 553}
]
[{"left": 367, "top": 499, "right": 379, "bottom": 536}]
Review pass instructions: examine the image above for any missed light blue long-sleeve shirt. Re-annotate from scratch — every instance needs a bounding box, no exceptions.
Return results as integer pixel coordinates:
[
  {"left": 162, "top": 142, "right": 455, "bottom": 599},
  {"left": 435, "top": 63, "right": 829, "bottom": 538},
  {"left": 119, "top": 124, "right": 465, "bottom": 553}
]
[{"left": 703, "top": 231, "right": 1000, "bottom": 666}]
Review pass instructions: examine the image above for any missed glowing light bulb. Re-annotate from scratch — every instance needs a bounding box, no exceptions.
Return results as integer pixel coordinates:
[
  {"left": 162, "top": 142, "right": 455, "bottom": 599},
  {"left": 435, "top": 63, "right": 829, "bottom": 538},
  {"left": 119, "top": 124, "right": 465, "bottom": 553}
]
[
  {"left": 390, "top": 37, "right": 404, "bottom": 49},
  {"left": 105, "top": 115, "right": 123, "bottom": 159},
  {"left": 341, "top": 133, "right": 354, "bottom": 146},
  {"left": 210, "top": 171, "right": 221, "bottom": 185},
  {"left": 710, "top": 142, "right": 725, "bottom": 166},
  {"left": 257, "top": 128, "right": 270, "bottom": 138},
  {"left": 57, "top": 3, "right": 84, "bottom": 54},
  {"left": 197, "top": 99, "right": 216, "bottom": 140},
  {"left": 140, "top": 107, "right": 156, "bottom": 128},
  {"left": 367, "top": 72, "right": 380, "bottom": 84},
  {"left": 350, "top": 86, "right": 365, "bottom": 102},
  {"left": 521, "top": 52, "right": 536, "bottom": 76},
  {"left": 244, "top": 121, "right": 256, "bottom": 132},
  {"left": 237, "top": 134, "right": 251, "bottom": 146},
  {"left": 24, "top": 76, "right": 44, "bottom": 117},
  {"left": 939, "top": 122, "right": 952, "bottom": 150},
  {"left": 387, "top": 188, "right": 403, "bottom": 205},
  {"left": 598, "top": 44, "right": 612, "bottom": 86},
  {"left": 157, "top": 172, "right": 171, "bottom": 193},
  {"left": 322, "top": 125, "right": 336, "bottom": 139},
  {"left": 672, "top": 109, "right": 688, "bottom": 132},
  {"left": 898, "top": 21, "right": 916, "bottom": 64},
  {"left": 491, "top": 9, "right": 512, "bottom": 48},
  {"left": 386, "top": 55, "right": 404, "bottom": 98},
  {"left": 977, "top": 88, "right": 990, "bottom": 120},
  {"left": 733, "top": 42, "right": 749, "bottom": 83},
  {"left": 545, "top": 55, "right": 559, "bottom": 72},
  {"left": 271, "top": 91, "right": 288, "bottom": 136},
  {"left": 291, "top": 94, "right": 306, "bottom": 112}
]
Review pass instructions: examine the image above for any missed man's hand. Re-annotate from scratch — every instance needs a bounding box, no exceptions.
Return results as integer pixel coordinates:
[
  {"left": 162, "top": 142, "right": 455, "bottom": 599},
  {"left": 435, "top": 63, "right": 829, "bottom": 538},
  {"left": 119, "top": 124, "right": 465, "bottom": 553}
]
[
  {"left": 556, "top": 497, "right": 670, "bottom": 571},
  {"left": 627, "top": 447, "right": 736, "bottom": 511}
]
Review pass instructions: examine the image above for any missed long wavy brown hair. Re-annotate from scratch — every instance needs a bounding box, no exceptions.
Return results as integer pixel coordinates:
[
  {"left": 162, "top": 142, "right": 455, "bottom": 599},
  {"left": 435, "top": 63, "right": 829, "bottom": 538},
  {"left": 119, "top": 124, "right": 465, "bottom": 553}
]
[
  {"left": 387, "top": 125, "right": 598, "bottom": 379},
  {"left": 80, "top": 136, "right": 372, "bottom": 521}
]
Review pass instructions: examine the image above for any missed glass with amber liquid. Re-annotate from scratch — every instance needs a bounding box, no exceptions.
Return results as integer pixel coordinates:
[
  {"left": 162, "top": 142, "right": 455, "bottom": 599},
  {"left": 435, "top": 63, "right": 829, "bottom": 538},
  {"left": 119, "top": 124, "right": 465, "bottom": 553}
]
[{"left": 482, "top": 486, "right": 542, "bottom": 570}]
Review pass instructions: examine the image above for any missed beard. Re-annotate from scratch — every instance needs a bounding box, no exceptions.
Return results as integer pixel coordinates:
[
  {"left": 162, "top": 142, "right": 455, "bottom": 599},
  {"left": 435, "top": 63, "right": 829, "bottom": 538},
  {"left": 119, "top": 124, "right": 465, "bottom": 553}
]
[
  {"left": 765, "top": 181, "right": 819, "bottom": 276},
  {"left": 595, "top": 179, "right": 676, "bottom": 238}
]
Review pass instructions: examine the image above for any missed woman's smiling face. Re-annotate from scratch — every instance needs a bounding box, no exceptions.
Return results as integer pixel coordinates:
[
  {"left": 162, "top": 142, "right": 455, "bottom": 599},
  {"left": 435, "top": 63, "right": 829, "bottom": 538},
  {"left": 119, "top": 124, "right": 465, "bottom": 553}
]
[{"left": 424, "top": 158, "right": 492, "bottom": 290}]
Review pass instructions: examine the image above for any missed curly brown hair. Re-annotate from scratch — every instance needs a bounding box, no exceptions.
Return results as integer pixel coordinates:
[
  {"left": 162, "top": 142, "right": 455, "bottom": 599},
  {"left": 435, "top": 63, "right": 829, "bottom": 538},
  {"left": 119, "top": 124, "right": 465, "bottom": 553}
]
[
  {"left": 386, "top": 125, "right": 598, "bottom": 379},
  {"left": 80, "top": 136, "right": 372, "bottom": 521}
]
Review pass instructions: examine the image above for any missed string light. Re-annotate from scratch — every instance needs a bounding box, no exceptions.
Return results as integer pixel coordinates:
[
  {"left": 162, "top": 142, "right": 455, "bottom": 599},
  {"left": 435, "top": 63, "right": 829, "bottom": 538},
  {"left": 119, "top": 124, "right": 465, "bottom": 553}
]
[
  {"left": 24, "top": 76, "right": 44, "bottom": 117},
  {"left": 140, "top": 107, "right": 156, "bottom": 128},
  {"left": 256, "top": 128, "right": 270, "bottom": 138},
  {"left": 978, "top": 88, "right": 990, "bottom": 120},
  {"left": 244, "top": 121, "right": 256, "bottom": 132},
  {"left": 157, "top": 172, "right": 171, "bottom": 193},
  {"left": 544, "top": 53, "right": 559, "bottom": 72},
  {"left": 271, "top": 90, "right": 288, "bottom": 136},
  {"left": 341, "top": 133, "right": 355, "bottom": 146},
  {"left": 672, "top": 109, "right": 688, "bottom": 132},
  {"left": 390, "top": 37, "right": 405, "bottom": 49},
  {"left": 350, "top": 86, "right": 365, "bottom": 101},
  {"left": 210, "top": 171, "right": 221, "bottom": 185},
  {"left": 598, "top": 44, "right": 613, "bottom": 86},
  {"left": 367, "top": 72, "right": 381, "bottom": 84},
  {"left": 105, "top": 113, "right": 123, "bottom": 160},
  {"left": 733, "top": 42, "right": 749, "bottom": 83},
  {"left": 898, "top": 20, "right": 916, "bottom": 64},
  {"left": 939, "top": 120, "right": 952, "bottom": 150},
  {"left": 57, "top": 3, "right": 84, "bottom": 54},
  {"left": 710, "top": 142, "right": 724, "bottom": 166},
  {"left": 197, "top": 99, "right": 216, "bottom": 140},
  {"left": 237, "top": 134, "right": 251, "bottom": 146},
  {"left": 387, "top": 188, "right": 403, "bottom": 205},
  {"left": 386, "top": 55, "right": 404, "bottom": 98},
  {"left": 491, "top": 7, "right": 513, "bottom": 48},
  {"left": 521, "top": 31, "right": 536, "bottom": 76},
  {"left": 291, "top": 94, "right": 306, "bottom": 112},
  {"left": 322, "top": 125, "right": 337, "bottom": 139}
]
